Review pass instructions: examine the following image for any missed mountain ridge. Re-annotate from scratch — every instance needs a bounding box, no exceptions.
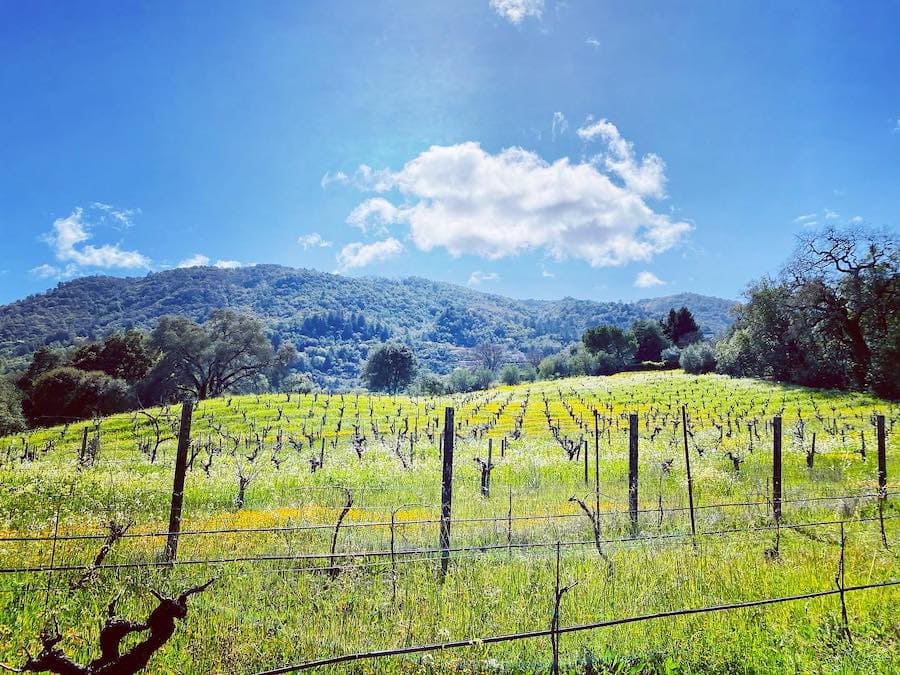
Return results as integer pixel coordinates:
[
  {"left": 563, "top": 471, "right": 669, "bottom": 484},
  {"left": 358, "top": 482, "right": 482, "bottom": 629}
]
[{"left": 0, "top": 265, "right": 737, "bottom": 386}]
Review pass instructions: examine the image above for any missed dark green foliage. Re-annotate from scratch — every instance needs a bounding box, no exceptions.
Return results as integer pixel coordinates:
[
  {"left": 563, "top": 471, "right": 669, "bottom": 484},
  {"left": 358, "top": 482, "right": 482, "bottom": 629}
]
[
  {"left": 661, "top": 346, "right": 681, "bottom": 367},
  {"left": 582, "top": 325, "right": 636, "bottom": 361},
  {"left": 16, "top": 346, "right": 63, "bottom": 392},
  {"left": 361, "top": 342, "right": 417, "bottom": 393},
  {"left": 0, "top": 376, "right": 26, "bottom": 435},
  {"left": 661, "top": 307, "right": 702, "bottom": 347},
  {"left": 717, "top": 226, "right": 899, "bottom": 398},
  {"left": 0, "top": 265, "right": 732, "bottom": 388},
  {"left": 632, "top": 319, "right": 672, "bottom": 362},
  {"left": 149, "top": 310, "right": 275, "bottom": 400},
  {"left": 23, "top": 367, "right": 133, "bottom": 426},
  {"left": 70, "top": 331, "right": 156, "bottom": 383},
  {"left": 414, "top": 371, "right": 446, "bottom": 395},
  {"left": 639, "top": 293, "right": 735, "bottom": 336},
  {"left": 499, "top": 364, "right": 522, "bottom": 385},
  {"left": 679, "top": 342, "right": 717, "bottom": 374}
]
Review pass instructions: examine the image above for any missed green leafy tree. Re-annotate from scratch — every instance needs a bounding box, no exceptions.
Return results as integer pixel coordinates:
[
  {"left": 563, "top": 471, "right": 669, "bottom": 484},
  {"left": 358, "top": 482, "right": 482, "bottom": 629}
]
[
  {"left": 361, "top": 342, "right": 416, "bottom": 393},
  {"left": 499, "top": 364, "right": 522, "bottom": 385},
  {"left": 679, "top": 342, "right": 717, "bottom": 374},
  {"left": 632, "top": 319, "right": 672, "bottom": 362},
  {"left": 16, "top": 347, "right": 64, "bottom": 392},
  {"left": 661, "top": 307, "right": 701, "bottom": 346},
  {"left": 718, "top": 225, "right": 898, "bottom": 397},
  {"left": 23, "top": 367, "right": 133, "bottom": 426},
  {"left": 582, "top": 325, "right": 636, "bottom": 362},
  {"left": 0, "top": 375, "right": 26, "bottom": 435},
  {"left": 71, "top": 331, "right": 156, "bottom": 383},
  {"left": 149, "top": 310, "right": 275, "bottom": 400}
]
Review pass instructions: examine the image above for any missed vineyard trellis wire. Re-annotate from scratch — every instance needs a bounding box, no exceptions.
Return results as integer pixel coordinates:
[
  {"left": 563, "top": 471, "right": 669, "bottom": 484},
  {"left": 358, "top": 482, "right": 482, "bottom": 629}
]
[{"left": 2, "top": 380, "right": 897, "bottom": 672}]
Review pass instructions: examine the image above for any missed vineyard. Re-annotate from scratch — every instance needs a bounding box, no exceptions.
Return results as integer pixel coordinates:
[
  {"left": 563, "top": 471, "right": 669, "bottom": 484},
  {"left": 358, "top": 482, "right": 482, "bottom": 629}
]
[{"left": 0, "top": 371, "right": 897, "bottom": 673}]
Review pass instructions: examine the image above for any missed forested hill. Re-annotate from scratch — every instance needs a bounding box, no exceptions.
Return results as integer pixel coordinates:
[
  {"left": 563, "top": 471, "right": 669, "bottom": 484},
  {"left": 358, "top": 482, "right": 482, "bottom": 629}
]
[{"left": 0, "top": 265, "right": 735, "bottom": 386}]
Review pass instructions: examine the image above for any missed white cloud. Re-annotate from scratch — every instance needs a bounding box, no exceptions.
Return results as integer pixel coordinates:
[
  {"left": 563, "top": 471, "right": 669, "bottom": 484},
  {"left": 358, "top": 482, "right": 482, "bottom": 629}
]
[
  {"left": 540, "top": 264, "right": 555, "bottom": 278},
  {"left": 634, "top": 271, "right": 665, "bottom": 288},
  {"left": 91, "top": 202, "right": 139, "bottom": 228},
  {"left": 576, "top": 118, "right": 667, "bottom": 198},
  {"left": 490, "top": 0, "right": 543, "bottom": 24},
  {"left": 468, "top": 270, "right": 500, "bottom": 286},
  {"left": 792, "top": 213, "right": 817, "bottom": 224},
  {"left": 297, "top": 233, "right": 333, "bottom": 249},
  {"left": 824, "top": 209, "right": 840, "bottom": 220},
  {"left": 850, "top": 215, "right": 864, "bottom": 224},
  {"left": 178, "top": 254, "right": 211, "bottom": 268},
  {"left": 321, "top": 171, "right": 349, "bottom": 188},
  {"left": 30, "top": 264, "right": 63, "bottom": 279},
  {"left": 585, "top": 36, "right": 601, "bottom": 48},
  {"left": 336, "top": 238, "right": 404, "bottom": 272},
  {"left": 346, "top": 198, "right": 400, "bottom": 233},
  {"left": 176, "top": 254, "right": 245, "bottom": 269},
  {"left": 344, "top": 129, "right": 689, "bottom": 268},
  {"left": 39, "top": 207, "right": 151, "bottom": 272},
  {"left": 551, "top": 112, "right": 568, "bottom": 141},
  {"left": 893, "top": 118, "right": 900, "bottom": 134}
]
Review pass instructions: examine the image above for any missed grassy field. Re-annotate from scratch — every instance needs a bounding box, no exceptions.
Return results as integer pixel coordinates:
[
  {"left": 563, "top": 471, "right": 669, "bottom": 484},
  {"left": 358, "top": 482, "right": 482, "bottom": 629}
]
[{"left": 1, "top": 371, "right": 898, "bottom": 673}]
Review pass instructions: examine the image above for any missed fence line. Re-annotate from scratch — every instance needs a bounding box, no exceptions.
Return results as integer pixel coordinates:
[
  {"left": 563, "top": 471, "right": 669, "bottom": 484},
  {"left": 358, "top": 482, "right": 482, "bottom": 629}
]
[
  {"left": 3, "top": 490, "right": 895, "bottom": 544},
  {"left": 253, "top": 579, "right": 900, "bottom": 673},
  {"left": 3, "top": 513, "right": 895, "bottom": 575}
]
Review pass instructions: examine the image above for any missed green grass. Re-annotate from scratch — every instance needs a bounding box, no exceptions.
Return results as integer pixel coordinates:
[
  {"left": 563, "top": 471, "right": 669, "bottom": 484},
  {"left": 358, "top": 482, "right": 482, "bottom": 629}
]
[{"left": 0, "top": 371, "right": 898, "bottom": 673}]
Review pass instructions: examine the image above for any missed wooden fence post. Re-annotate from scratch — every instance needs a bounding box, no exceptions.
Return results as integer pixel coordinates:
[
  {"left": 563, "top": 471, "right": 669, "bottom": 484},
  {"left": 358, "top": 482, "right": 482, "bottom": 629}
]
[
  {"left": 486, "top": 438, "right": 493, "bottom": 498},
  {"left": 594, "top": 411, "right": 601, "bottom": 531},
  {"left": 629, "top": 413, "right": 639, "bottom": 536},
  {"left": 681, "top": 406, "right": 696, "bottom": 542},
  {"left": 79, "top": 427, "right": 88, "bottom": 465},
  {"left": 165, "top": 400, "right": 194, "bottom": 562},
  {"left": 586, "top": 412, "right": 595, "bottom": 485},
  {"left": 772, "top": 416, "right": 782, "bottom": 525},
  {"left": 439, "top": 407, "right": 455, "bottom": 580},
  {"left": 877, "top": 414, "right": 888, "bottom": 547}
]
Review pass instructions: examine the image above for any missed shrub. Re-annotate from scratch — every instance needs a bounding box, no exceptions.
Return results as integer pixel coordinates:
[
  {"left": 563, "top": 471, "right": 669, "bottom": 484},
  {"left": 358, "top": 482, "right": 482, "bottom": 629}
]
[
  {"left": 415, "top": 372, "right": 446, "bottom": 395},
  {"left": 447, "top": 368, "right": 476, "bottom": 393},
  {"left": 680, "top": 342, "right": 717, "bottom": 374},
  {"left": 499, "top": 364, "right": 522, "bottom": 386},
  {"left": 470, "top": 368, "right": 495, "bottom": 391},
  {"left": 661, "top": 346, "right": 681, "bottom": 368},
  {"left": 23, "top": 367, "right": 133, "bottom": 426}
]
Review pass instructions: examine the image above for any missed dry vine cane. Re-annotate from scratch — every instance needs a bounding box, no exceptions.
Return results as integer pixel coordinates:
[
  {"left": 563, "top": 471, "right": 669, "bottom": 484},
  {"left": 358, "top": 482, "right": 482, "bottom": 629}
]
[
  {"left": 4, "top": 579, "right": 215, "bottom": 675},
  {"left": 568, "top": 495, "right": 613, "bottom": 577}
]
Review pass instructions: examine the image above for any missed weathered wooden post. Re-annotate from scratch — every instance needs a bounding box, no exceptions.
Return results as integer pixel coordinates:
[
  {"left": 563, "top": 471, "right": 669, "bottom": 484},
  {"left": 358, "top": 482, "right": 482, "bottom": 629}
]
[
  {"left": 877, "top": 414, "right": 888, "bottom": 547},
  {"left": 594, "top": 411, "right": 601, "bottom": 529},
  {"left": 807, "top": 432, "right": 816, "bottom": 469},
  {"left": 629, "top": 413, "right": 639, "bottom": 536},
  {"left": 772, "top": 416, "right": 782, "bottom": 525},
  {"left": 165, "top": 400, "right": 194, "bottom": 562},
  {"left": 682, "top": 405, "right": 696, "bottom": 541},
  {"left": 79, "top": 427, "right": 88, "bottom": 465},
  {"left": 486, "top": 438, "right": 493, "bottom": 497},
  {"left": 586, "top": 412, "right": 595, "bottom": 485},
  {"left": 439, "top": 407, "right": 455, "bottom": 580}
]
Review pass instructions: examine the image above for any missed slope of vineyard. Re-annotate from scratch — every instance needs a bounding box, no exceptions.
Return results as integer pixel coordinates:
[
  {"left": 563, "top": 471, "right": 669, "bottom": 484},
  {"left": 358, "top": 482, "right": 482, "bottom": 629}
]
[{"left": 1, "top": 371, "right": 897, "bottom": 672}]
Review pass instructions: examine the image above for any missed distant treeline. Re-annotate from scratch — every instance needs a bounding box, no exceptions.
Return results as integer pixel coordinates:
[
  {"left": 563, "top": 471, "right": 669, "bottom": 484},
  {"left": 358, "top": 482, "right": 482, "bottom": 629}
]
[{"left": 0, "top": 265, "right": 735, "bottom": 390}]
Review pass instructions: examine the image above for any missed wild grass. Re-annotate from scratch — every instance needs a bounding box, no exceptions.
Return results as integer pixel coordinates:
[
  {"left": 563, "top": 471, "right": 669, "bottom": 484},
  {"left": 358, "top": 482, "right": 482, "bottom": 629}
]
[{"left": 0, "top": 372, "right": 897, "bottom": 673}]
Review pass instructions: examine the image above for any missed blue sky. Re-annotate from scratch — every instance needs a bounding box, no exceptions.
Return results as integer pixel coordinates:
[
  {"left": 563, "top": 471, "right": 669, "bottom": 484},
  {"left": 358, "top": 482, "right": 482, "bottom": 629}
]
[{"left": 1, "top": 0, "right": 898, "bottom": 306}]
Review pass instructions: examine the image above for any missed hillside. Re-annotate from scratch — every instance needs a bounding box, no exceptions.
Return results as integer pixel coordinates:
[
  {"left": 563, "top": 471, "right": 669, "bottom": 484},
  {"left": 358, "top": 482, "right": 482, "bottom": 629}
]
[{"left": 0, "top": 265, "right": 735, "bottom": 386}]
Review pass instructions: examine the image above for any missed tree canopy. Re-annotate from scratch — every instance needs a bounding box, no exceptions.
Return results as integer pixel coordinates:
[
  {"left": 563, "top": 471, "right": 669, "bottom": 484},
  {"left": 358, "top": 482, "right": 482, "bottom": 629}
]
[
  {"left": 717, "top": 225, "right": 899, "bottom": 398},
  {"left": 149, "top": 310, "right": 275, "bottom": 400},
  {"left": 362, "top": 342, "right": 417, "bottom": 393}
]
